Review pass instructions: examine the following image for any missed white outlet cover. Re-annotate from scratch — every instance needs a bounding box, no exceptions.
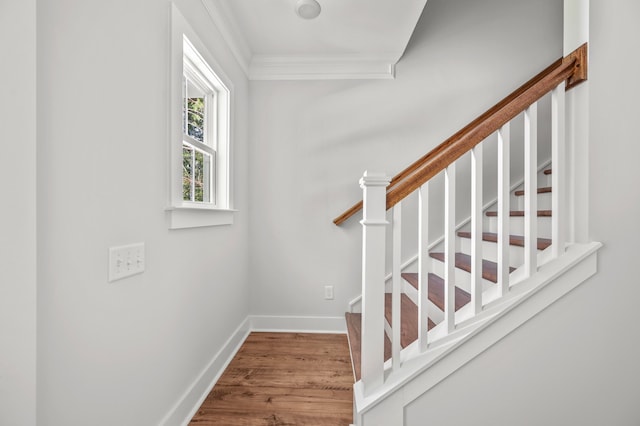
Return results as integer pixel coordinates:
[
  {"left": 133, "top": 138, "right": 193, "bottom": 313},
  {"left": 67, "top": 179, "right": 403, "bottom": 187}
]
[{"left": 324, "top": 285, "right": 334, "bottom": 300}]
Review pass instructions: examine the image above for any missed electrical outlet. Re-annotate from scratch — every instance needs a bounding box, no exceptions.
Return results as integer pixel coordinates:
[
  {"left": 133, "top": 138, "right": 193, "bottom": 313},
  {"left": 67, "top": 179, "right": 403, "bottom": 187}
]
[
  {"left": 109, "top": 243, "right": 145, "bottom": 282},
  {"left": 324, "top": 285, "right": 334, "bottom": 300}
]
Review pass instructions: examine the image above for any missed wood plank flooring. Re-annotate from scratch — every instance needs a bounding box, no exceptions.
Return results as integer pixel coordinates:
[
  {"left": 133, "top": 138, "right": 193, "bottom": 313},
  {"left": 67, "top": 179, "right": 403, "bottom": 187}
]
[{"left": 189, "top": 332, "right": 354, "bottom": 425}]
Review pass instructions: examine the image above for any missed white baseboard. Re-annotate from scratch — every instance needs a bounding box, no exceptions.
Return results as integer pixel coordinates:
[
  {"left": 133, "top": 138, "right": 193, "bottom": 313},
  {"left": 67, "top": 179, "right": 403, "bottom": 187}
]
[
  {"left": 160, "top": 317, "right": 251, "bottom": 426},
  {"left": 250, "top": 315, "right": 347, "bottom": 334}
]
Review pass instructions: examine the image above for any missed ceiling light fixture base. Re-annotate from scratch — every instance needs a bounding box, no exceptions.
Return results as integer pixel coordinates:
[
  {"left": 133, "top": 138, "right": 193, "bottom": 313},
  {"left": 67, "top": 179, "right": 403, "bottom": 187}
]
[{"left": 295, "top": 0, "right": 322, "bottom": 20}]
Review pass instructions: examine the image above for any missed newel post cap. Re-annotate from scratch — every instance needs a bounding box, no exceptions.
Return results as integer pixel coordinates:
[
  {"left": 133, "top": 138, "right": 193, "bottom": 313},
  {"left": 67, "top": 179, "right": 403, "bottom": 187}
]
[{"left": 359, "top": 171, "right": 391, "bottom": 189}]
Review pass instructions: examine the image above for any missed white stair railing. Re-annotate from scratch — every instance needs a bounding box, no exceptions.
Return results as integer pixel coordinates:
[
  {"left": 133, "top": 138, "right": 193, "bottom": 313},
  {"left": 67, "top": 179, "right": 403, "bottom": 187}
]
[{"left": 358, "top": 76, "right": 575, "bottom": 396}]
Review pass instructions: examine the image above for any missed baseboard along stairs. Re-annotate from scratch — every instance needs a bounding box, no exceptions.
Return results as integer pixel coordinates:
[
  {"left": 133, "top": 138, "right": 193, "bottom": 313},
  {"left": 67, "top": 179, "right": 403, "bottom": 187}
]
[{"left": 334, "top": 44, "right": 602, "bottom": 425}]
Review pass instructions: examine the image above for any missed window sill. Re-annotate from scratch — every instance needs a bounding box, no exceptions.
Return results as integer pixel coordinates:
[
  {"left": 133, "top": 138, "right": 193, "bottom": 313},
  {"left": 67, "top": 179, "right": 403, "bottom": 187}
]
[{"left": 166, "top": 206, "right": 237, "bottom": 229}]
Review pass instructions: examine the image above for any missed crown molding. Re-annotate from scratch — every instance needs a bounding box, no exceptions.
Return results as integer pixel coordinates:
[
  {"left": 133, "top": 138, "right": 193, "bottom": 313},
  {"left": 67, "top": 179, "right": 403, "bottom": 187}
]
[
  {"left": 249, "top": 54, "right": 398, "bottom": 80},
  {"left": 200, "top": 0, "right": 252, "bottom": 76},
  {"left": 200, "top": 1, "right": 401, "bottom": 81}
]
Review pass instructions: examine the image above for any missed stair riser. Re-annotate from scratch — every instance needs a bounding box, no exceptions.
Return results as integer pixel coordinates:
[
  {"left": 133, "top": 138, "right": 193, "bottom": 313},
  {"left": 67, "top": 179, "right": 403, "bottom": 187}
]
[
  {"left": 515, "top": 192, "right": 552, "bottom": 210},
  {"left": 428, "top": 258, "right": 496, "bottom": 294},
  {"left": 512, "top": 167, "right": 553, "bottom": 193},
  {"left": 459, "top": 238, "right": 525, "bottom": 268},
  {"left": 486, "top": 216, "right": 552, "bottom": 239}
]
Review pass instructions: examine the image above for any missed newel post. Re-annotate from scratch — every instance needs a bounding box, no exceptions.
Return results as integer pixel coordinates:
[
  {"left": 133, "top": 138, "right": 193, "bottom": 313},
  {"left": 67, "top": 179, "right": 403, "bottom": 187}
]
[{"left": 359, "top": 171, "right": 390, "bottom": 395}]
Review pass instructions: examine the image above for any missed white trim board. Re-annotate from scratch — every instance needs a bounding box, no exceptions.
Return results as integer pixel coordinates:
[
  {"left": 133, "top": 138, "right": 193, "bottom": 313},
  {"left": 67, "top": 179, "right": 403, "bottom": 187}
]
[
  {"left": 249, "top": 55, "right": 396, "bottom": 81},
  {"left": 200, "top": 0, "right": 251, "bottom": 75}
]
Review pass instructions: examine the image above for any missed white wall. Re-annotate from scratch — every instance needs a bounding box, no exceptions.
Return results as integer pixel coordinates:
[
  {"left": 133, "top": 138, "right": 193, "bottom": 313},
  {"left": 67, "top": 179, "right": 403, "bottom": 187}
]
[
  {"left": 248, "top": 0, "right": 562, "bottom": 319},
  {"left": 403, "top": 1, "right": 640, "bottom": 424},
  {"left": 0, "top": 0, "right": 37, "bottom": 424},
  {"left": 35, "top": 0, "right": 250, "bottom": 424}
]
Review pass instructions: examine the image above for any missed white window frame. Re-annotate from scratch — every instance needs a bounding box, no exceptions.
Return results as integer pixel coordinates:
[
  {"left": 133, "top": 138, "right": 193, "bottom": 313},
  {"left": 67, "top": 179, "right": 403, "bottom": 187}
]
[
  {"left": 182, "top": 46, "right": 217, "bottom": 206},
  {"left": 168, "top": 3, "right": 235, "bottom": 229}
]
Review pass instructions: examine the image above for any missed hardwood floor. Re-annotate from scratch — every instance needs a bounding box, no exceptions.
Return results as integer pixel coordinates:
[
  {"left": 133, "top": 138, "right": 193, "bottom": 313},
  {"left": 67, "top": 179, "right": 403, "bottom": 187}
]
[{"left": 189, "top": 332, "right": 354, "bottom": 425}]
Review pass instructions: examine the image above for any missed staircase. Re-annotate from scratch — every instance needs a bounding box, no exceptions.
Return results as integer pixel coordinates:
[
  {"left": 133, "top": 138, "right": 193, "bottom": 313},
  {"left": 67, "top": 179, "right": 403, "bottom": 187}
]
[
  {"left": 345, "top": 166, "right": 554, "bottom": 381},
  {"left": 334, "top": 44, "right": 602, "bottom": 426}
]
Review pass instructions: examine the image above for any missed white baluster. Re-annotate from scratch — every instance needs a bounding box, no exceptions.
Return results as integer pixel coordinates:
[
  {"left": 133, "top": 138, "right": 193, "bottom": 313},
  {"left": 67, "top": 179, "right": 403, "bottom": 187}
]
[
  {"left": 497, "top": 124, "right": 510, "bottom": 296},
  {"left": 392, "top": 203, "right": 402, "bottom": 371},
  {"left": 471, "top": 144, "right": 483, "bottom": 315},
  {"left": 418, "top": 183, "right": 429, "bottom": 352},
  {"left": 552, "top": 82, "right": 566, "bottom": 258},
  {"left": 444, "top": 163, "right": 456, "bottom": 334},
  {"left": 359, "top": 171, "right": 390, "bottom": 394},
  {"left": 524, "top": 104, "right": 538, "bottom": 277}
]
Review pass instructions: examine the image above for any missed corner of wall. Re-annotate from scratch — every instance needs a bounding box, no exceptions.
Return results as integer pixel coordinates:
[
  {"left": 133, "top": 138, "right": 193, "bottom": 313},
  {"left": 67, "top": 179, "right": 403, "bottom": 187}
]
[{"left": 160, "top": 317, "right": 251, "bottom": 426}]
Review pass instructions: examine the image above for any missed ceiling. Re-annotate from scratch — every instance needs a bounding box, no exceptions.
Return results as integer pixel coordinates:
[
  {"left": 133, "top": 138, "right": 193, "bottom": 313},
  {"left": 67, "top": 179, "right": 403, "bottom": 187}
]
[{"left": 201, "top": 0, "right": 428, "bottom": 80}]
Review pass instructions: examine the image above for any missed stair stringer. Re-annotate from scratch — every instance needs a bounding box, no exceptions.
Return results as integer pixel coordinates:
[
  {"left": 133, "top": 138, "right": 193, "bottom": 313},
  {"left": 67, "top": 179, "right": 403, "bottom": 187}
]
[{"left": 353, "top": 242, "right": 602, "bottom": 426}]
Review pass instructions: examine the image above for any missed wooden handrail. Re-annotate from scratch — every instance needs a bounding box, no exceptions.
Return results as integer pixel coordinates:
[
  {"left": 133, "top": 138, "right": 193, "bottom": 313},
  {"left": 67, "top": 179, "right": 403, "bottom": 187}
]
[{"left": 333, "top": 43, "right": 587, "bottom": 225}]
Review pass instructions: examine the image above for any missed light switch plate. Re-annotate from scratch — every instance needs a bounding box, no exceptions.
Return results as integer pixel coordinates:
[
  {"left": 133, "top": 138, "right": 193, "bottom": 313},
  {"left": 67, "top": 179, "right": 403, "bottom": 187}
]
[{"left": 109, "top": 243, "right": 145, "bottom": 282}]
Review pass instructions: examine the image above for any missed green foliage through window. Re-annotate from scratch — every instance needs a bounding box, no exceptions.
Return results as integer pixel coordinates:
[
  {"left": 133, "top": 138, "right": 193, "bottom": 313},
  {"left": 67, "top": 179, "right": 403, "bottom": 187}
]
[
  {"left": 187, "top": 97, "right": 204, "bottom": 142},
  {"left": 183, "top": 144, "right": 209, "bottom": 202},
  {"left": 182, "top": 93, "right": 210, "bottom": 202}
]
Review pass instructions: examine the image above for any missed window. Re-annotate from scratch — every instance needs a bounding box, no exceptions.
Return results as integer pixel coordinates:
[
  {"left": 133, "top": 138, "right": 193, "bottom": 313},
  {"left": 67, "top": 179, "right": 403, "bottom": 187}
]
[
  {"left": 168, "top": 4, "right": 235, "bottom": 229},
  {"left": 182, "top": 42, "right": 217, "bottom": 205}
]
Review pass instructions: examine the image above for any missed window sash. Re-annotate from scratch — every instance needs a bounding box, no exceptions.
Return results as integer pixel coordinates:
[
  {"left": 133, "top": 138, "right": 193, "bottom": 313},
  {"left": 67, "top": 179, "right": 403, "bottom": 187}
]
[
  {"left": 183, "top": 73, "right": 216, "bottom": 149},
  {"left": 182, "top": 142, "right": 216, "bottom": 205}
]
